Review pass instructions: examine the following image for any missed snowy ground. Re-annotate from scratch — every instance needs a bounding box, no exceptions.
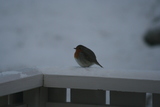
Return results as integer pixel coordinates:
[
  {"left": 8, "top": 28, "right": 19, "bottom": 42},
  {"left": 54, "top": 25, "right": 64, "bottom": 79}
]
[{"left": 0, "top": 0, "right": 160, "bottom": 72}]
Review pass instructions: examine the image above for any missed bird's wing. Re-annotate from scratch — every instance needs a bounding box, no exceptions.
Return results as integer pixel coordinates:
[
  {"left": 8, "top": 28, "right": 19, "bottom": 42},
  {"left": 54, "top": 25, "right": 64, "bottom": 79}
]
[{"left": 82, "top": 48, "right": 97, "bottom": 62}]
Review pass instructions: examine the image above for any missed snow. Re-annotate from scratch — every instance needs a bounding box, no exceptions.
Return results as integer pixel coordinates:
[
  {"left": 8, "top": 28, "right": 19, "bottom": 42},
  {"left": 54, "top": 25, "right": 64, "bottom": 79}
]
[
  {"left": 0, "top": 71, "right": 27, "bottom": 84},
  {"left": 0, "top": 0, "right": 160, "bottom": 72},
  {"left": 0, "top": 68, "right": 42, "bottom": 83},
  {"left": 39, "top": 66, "right": 160, "bottom": 81},
  {"left": 0, "top": 70, "right": 28, "bottom": 79},
  {"left": 0, "top": 71, "right": 20, "bottom": 76}
]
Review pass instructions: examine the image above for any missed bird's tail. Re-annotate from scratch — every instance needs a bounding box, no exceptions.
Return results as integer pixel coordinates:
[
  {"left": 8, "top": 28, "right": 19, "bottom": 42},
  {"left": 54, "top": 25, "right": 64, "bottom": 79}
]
[{"left": 95, "top": 61, "right": 103, "bottom": 68}]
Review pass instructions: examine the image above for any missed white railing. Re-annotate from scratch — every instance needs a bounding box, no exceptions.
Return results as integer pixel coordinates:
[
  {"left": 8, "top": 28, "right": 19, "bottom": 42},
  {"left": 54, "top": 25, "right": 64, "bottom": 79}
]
[{"left": 0, "top": 68, "right": 160, "bottom": 107}]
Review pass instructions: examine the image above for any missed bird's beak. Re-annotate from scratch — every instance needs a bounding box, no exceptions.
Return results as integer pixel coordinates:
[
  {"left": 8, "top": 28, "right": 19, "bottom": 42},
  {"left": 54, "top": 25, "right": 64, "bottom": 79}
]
[{"left": 74, "top": 48, "right": 76, "bottom": 49}]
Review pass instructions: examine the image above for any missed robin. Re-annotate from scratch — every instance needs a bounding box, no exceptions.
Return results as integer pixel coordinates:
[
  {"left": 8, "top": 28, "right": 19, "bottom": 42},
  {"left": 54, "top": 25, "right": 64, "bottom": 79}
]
[{"left": 74, "top": 45, "right": 103, "bottom": 68}]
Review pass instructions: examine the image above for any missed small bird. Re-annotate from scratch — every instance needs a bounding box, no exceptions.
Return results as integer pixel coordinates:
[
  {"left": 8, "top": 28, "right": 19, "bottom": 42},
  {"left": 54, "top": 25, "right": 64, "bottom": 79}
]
[{"left": 74, "top": 45, "right": 103, "bottom": 68}]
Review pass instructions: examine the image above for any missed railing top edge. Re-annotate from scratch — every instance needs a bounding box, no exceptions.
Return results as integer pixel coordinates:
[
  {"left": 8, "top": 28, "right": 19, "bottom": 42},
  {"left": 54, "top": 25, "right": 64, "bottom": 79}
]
[
  {"left": 41, "top": 67, "right": 160, "bottom": 93},
  {"left": 1, "top": 67, "right": 160, "bottom": 82},
  {"left": 0, "top": 67, "right": 160, "bottom": 94}
]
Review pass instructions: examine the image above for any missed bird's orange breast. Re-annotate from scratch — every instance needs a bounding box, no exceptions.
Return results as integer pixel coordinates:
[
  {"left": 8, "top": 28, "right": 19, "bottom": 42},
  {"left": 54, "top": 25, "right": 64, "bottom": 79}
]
[{"left": 74, "top": 49, "right": 82, "bottom": 58}]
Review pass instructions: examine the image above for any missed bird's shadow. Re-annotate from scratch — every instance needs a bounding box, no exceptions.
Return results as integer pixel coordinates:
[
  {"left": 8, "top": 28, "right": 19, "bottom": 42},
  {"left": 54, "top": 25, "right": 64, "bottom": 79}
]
[{"left": 70, "top": 66, "right": 103, "bottom": 71}]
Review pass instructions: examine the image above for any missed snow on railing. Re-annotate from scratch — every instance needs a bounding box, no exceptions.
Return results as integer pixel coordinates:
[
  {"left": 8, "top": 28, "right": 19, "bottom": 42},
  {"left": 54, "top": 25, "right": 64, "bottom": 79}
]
[{"left": 0, "top": 67, "right": 160, "bottom": 107}]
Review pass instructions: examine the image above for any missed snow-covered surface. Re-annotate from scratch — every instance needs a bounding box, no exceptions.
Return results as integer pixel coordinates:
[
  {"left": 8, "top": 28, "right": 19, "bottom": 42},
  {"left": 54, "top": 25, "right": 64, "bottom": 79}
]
[
  {"left": 0, "top": 0, "right": 160, "bottom": 72},
  {"left": 39, "top": 66, "right": 160, "bottom": 81},
  {"left": 0, "top": 68, "right": 43, "bottom": 96},
  {"left": 0, "top": 68, "right": 41, "bottom": 83}
]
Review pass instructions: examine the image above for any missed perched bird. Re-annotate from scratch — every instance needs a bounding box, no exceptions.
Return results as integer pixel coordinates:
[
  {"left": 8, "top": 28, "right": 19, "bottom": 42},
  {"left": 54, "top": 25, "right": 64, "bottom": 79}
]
[{"left": 74, "top": 45, "right": 103, "bottom": 68}]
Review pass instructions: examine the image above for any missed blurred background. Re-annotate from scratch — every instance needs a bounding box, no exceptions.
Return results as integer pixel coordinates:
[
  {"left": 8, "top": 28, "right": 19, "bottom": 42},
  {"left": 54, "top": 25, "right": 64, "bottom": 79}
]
[{"left": 0, "top": 0, "right": 160, "bottom": 72}]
